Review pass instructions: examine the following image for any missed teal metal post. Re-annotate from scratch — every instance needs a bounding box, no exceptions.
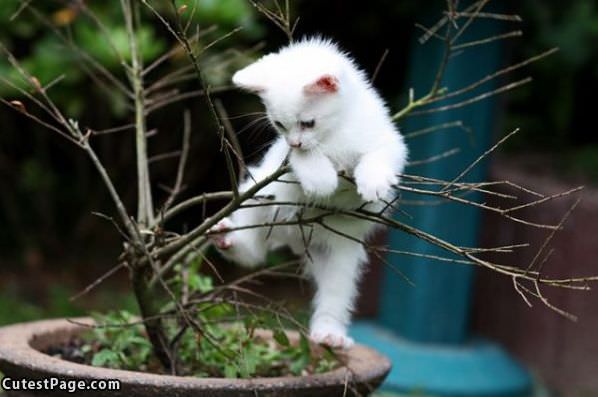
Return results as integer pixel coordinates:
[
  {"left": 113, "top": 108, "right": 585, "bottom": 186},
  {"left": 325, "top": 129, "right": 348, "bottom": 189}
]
[{"left": 351, "top": 9, "right": 532, "bottom": 397}]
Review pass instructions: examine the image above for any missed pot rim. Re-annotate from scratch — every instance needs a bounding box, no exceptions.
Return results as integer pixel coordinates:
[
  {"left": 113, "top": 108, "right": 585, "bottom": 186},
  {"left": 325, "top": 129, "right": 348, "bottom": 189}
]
[{"left": 0, "top": 317, "right": 391, "bottom": 391}]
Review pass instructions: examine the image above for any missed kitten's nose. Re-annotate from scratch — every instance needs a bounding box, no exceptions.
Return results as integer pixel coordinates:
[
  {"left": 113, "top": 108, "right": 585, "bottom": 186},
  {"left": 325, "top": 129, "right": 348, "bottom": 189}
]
[{"left": 289, "top": 140, "right": 302, "bottom": 148}]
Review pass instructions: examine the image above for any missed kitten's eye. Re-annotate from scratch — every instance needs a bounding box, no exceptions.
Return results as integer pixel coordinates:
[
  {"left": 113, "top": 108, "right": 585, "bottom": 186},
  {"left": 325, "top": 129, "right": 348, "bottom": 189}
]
[
  {"left": 273, "top": 120, "right": 287, "bottom": 131},
  {"left": 299, "top": 119, "right": 315, "bottom": 129}
]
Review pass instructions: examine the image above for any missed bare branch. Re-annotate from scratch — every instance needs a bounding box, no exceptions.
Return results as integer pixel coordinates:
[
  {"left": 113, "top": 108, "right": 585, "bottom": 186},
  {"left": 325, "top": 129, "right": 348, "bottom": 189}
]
[
  {"left": 442, "top": 128, "right": 520, "bottom": 191},
  {"left": 122, "top": 0, "right": 154, "bottom": 226},
  {"left": 452, "top": 30, "right": 523, "bottom": 51},
  {"left": 161, "top": 110, "right": 192, "bottom": 213}
]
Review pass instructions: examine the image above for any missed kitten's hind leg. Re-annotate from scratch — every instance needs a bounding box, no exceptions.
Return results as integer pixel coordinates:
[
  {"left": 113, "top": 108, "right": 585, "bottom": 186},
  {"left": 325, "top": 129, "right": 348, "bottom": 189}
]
[
  {"left": 209, "top": 218, "right": 234, "bottom": 250},
  {"left": 209, "top": 210, "right": 269, "bottom": 268},
  {"left": 307, "top": 241, "right": 366, "bottom": 349}
]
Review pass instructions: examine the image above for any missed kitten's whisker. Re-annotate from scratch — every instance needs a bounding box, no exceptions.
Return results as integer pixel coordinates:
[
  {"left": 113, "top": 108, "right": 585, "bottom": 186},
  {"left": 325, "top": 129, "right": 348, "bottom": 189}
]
[
  {"left": 248, "top": 120, "right": 274, "bottom": 143},
  {"left": 246, "top": 137, "right": 278, "bottom": 159},
  {"left": 236, "top": 116, "right": 270, "bottom": 136},
  {"left": 224, "top": 111, "right": 267, "bottom": 121}
]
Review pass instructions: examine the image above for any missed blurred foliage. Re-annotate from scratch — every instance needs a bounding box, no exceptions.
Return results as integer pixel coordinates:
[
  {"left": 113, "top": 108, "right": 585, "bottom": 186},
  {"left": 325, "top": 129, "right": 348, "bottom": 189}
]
[
  {"left": 0, "top": 0, "right": 263, "bottom": 114},
  {"left": 0, "top": 284, "right": 137, "bottom": 326},
  {"left": 563, "top": 144, "right": 598, "bottom": 181},
  {"left": 504, "top": 0, "right": 598, "bottom": 181},
  {"left": 0, "top": 286, "right": 80, "bottom": 325}
]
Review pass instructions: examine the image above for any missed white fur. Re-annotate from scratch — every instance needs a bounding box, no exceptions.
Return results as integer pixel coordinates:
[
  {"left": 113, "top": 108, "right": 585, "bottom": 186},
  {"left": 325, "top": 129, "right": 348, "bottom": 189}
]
[{"left": 213, "top": 38, "right": 407, "bottom": 348}]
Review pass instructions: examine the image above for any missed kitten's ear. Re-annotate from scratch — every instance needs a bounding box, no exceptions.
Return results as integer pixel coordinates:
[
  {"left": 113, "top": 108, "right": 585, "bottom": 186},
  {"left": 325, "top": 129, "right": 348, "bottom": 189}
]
[
  {"left": 303, "top": 74, "right": 339, "bottom": 95},
  {"left": 232, "top": 62, "right": 267, "bottom": 93}
]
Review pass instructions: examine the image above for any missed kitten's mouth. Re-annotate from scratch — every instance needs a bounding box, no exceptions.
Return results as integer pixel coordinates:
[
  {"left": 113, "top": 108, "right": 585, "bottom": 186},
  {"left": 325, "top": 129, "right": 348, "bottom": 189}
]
[
  {"left": 291, "top": 145, "right": 312, "bottom": 152},
  {"left": 286, "top": 137, "right": 314, "bottom": 151},
  {"left": 288, "top": 141, "right": 311, "bottom": 151}
]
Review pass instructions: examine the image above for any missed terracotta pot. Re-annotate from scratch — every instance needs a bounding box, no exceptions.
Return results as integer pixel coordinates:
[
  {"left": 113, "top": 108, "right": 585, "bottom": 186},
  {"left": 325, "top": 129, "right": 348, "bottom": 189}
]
[{"left": 0, "top": 318, "right": 391, "bottom": 396}]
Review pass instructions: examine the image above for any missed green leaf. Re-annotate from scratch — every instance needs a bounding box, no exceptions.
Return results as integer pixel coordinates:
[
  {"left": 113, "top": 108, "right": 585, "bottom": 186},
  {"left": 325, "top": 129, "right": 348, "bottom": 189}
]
[
  {"left": 91, "top": 349, "right": 121, "bottom": 368},
  {"left": 240, "top": 349, "right": 257, "bottom": 378},
  {"left": 188, "top": 273, "right": 214, "bottom": 293},
  {"left": 289, "top": 354, "right": 310, "bottom": 375},
  {"left": 299, "top": 334, "right": 311, "bottom": 356},
  {"left": 224, "top": 364, "right": 238, "bottom": 379},
  {"left": 273, "top": 329, "right": 290, "bottom": 347}
]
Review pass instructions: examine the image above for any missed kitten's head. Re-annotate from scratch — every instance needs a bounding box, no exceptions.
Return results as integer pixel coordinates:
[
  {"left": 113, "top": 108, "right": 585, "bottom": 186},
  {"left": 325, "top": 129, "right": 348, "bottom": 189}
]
[{"left": 232, "top": 38, "right": 348, "bottom": 151}]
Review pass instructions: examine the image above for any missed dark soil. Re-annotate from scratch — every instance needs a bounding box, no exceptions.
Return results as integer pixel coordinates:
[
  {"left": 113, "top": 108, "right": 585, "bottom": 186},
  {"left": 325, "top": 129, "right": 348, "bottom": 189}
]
[
  {"left": 44, "top": 337, "right": 88, "bottom": 365},
  {"left": 42, "top": 335, "right": 340, "bottom": 378},
  {"left": 43, "top": 337, "right": 173, "bottom": 375}
]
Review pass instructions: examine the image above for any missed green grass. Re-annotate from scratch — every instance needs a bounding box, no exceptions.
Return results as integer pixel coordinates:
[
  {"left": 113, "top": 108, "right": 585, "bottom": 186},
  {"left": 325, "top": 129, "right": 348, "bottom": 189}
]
[{"left": 0, "top": 285, "right": 137, "bottom": 326}]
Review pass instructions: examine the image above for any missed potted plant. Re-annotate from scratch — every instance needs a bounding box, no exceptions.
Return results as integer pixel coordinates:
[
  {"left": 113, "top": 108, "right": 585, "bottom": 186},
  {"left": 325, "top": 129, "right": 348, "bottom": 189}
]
[{"left": 0, "top": 1, "right": 594, "bottom": 396}]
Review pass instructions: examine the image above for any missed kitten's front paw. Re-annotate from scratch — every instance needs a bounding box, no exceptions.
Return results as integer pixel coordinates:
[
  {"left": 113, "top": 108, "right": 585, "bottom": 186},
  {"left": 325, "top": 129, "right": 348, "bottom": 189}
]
[
  {"left": 300, "top": 169, "right": 338, "bottom": 198},
  {"left": 208, "top": 218, "right": 234, "bottom": 250},
  {"left": 290, "top": 151, "right": 338, "bottom": 198},
  {"left": 355, "top": 170, "right": 398, "bottom": 202},
  {"left": 309, "top": 318, "right": 354, "bottom": 349}
]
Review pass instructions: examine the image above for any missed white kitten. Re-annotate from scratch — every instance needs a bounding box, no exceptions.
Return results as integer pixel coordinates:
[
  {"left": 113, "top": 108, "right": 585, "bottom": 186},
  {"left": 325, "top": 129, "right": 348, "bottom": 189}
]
[{"left": 211, "top": 38, "right": 407, "bottom": 348}]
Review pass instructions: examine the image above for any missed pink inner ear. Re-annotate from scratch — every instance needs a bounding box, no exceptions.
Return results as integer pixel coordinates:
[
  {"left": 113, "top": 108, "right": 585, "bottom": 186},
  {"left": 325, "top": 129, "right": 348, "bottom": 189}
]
[{"left": 304, "top": 74, "right": 339, "bottom": 94}]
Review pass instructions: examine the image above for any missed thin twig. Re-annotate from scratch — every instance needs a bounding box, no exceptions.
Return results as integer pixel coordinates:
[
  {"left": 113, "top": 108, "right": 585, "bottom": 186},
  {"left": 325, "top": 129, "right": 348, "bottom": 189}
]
[{"left": 161, "top": 110, "right": 192, "bottom": 213}]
